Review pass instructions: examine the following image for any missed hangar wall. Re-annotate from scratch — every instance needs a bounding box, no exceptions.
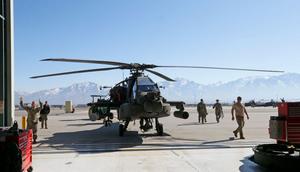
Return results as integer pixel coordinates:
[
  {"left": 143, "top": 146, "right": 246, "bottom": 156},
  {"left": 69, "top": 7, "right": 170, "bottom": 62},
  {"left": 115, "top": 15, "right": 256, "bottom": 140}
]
[{"left": 0, "top": 0, "right": 14, "bottom": 127}]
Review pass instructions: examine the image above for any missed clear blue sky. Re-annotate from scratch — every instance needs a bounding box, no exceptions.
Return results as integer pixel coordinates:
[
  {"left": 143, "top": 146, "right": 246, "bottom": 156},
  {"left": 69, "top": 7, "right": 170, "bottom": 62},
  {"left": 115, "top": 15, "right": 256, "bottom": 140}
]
[{"left": 14, "top": 0, "right": 300, "bottom": 92}]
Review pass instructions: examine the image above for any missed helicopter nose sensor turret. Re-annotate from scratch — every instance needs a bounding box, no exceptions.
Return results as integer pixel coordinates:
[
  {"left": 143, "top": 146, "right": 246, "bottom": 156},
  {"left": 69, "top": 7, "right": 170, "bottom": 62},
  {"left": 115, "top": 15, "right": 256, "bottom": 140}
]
[
  {"left": 145, "top": 92, "right": 160, "bottom": 101},
  {"left": 136, "top": 91, "right": 163, "bottom": 113},
  {"left": 144, "top": 93, "right": 163, "bottom": 113}
]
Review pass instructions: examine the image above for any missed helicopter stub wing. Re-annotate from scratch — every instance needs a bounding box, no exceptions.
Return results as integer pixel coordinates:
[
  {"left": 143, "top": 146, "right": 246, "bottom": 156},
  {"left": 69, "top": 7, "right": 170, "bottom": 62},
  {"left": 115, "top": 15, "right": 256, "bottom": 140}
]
[
  {"left": 166, "top": 101, "right": 185, "bottom": 106},
  {"left": 166, "top": 101, "right": 189, "bottom": 119}
]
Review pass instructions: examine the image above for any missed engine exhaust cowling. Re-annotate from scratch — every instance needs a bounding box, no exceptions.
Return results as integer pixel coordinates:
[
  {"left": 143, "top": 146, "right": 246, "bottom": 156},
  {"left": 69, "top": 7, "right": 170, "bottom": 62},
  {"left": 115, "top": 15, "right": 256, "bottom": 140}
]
[{"left": 174, "top": 111, "right": 189, "bottom": 119}]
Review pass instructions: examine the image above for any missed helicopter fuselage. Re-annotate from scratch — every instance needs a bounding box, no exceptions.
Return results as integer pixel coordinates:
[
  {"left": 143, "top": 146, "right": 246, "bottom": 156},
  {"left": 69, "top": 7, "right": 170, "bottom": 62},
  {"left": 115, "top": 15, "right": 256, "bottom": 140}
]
[
  {"left": 118, "top": 102, "right": 171, "bottom": 120},
  {"left": 116, "top": 75, "right": 171, "bottom": 120}
]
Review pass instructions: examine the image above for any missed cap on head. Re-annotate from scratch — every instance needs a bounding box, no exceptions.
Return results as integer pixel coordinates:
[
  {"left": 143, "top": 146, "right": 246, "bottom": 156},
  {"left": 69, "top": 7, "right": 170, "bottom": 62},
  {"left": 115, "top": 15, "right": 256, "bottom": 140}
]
[
  {"left": 200, "top": 99, "right": 203, "bottom": 102},
  {"left": 216, "top": 99, "right": 219, "bottom": 102}
]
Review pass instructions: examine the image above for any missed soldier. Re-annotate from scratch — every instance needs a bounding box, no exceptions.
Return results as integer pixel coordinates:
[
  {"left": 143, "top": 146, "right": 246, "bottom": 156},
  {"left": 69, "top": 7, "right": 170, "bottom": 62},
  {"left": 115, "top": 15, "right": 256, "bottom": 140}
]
[
  {"left": 213, "top": 99, "right": 223, "bottom": 123},
  {"left": 231, "top": 96, "right": 249, "bottom": 139},
  {"left": 197, "top": 99, "right": 208, "bottom": 124},
  {"left": 20, "top": 97, "right": 42, "bottom": 143},
  {"left": 40, "top": 101, "right": 50, "bottom": 129}
]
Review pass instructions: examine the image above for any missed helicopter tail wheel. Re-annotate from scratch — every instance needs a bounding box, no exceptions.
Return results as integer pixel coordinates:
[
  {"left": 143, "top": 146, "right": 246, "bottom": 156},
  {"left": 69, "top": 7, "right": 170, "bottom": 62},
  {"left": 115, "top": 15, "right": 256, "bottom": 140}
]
[
  {"left": 156, "top": 123, "right": 163, "bottom": 136},
  {"left": 119, "top": 124, "right": 124, "bottom": 136}
]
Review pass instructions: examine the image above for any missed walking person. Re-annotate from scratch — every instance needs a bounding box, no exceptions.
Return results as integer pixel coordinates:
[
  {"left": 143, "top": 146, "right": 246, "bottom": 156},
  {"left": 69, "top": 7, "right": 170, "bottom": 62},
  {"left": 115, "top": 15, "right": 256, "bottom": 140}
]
[
  {"left": 40, "top": 101, "right": 50, "bottom": 129},
  {"left": 231, "top": 96, "right": 249, "bottom": 139},
  {"left": 20, "top": 97, "right": 42, "bottom": 143},
  {"left": 213, "top": 99, "right": 223, "bottom": 123},
  {"left": 197, "top": 99, "right": 208, "bottom": 124}
]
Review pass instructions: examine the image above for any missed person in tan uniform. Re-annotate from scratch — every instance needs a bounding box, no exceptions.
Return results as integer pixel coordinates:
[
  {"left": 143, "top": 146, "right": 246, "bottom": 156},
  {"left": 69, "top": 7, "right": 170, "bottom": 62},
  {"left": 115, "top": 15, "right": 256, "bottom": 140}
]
[
  {"left": 231, "top": 96, "right": 249, "bottom": 139},
  {"left": 213, "top": 99, "right": 223, "bottom": 123},
  {"left": 197, "top": 99, "right": 208, "bottom": 124},
  {"left": 20, "top": 97, "right": 42, "bottom": 143}
]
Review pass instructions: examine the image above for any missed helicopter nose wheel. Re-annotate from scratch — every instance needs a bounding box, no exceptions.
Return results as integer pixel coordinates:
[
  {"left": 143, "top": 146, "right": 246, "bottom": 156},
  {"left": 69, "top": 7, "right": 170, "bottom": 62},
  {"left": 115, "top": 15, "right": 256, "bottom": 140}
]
[
  {"left": 155, "top": 118, "right": 164, "bottom": 136},
  {"left": 156, "top": 123, "right": 163, "bottom": 136},
  {"left": 119, "top": 124, "right": 124, "bottom": 136}
]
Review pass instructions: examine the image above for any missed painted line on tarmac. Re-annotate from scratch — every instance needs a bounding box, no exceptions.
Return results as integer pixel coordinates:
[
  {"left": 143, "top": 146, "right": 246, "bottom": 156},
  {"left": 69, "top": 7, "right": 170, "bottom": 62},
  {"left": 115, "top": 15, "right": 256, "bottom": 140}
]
[
  {"left": 33, "top": 141, "right": 273, "bottom": 152},
  {"left": 32, "top": 144, "right": 258, "bottom": 155}
]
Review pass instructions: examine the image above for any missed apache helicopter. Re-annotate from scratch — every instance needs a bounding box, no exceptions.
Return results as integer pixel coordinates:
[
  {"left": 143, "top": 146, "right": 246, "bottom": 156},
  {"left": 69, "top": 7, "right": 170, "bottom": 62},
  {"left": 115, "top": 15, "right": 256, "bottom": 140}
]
[
  {"left": 31, "top": 58, "right": 283, "bottom": 136},
  {"left": 245, "top": 99, "right": 278, "bottom": 108}
]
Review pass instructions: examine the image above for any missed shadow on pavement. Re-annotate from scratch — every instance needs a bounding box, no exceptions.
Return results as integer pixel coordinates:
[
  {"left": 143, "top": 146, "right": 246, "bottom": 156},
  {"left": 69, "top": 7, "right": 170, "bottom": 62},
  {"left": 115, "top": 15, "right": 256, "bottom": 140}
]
[
  {"left": 139, "top": 133, "right": 170, "bottom": 137},
  {"left": 35, "top": 116, "right": 257, "bottom": 154},
  {"left": 60, "top": 119, "right": 91, "bottom": 122},
  {"left": 171, "top": 137, "right": 205, "bottom": 142},
  {"left": 177, "top": 122, "right": 218, "bottom": 126},
  {"left": 239, "top": 156, "right": 268, "bottom": 172},
  {"left": 67, "top": 123, "right": 103, "bottom": 127},
  {"left": 37, "top": 123, "right": 143, "bottom": 154},
  {"left": 202, "top": 138, "right": 235, "bottom": 144}
]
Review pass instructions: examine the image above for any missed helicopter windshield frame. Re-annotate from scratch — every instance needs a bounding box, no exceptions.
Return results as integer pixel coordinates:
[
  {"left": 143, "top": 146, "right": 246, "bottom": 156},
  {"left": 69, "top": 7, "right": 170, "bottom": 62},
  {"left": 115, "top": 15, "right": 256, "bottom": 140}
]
[{"left": 132, "top": 76, "right": 159, "bottom": 97}]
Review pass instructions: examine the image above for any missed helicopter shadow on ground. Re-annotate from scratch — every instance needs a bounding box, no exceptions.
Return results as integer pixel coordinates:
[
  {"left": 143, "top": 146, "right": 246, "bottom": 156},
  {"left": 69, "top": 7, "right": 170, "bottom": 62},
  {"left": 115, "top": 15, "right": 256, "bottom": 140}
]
[
  {"left": 59, "top": 119, "right": 91, "bottom": 122},
  {"left": 177, "top": 122, "right": 218, "bottom": 126},
  {"left": 170, "top": 137, "right": 205, "bottom": 142},
  {"left": 66, "top": 122, "right": 104, "bottom": 127},
  {"left": 139, "top": 132, "right": 170, "bottom": 138},
  {"left": 37, "top": 123, "right": 143, "bottom": 154},
  {"left": 239, "top": 156, "right": 268, "bottom": 172},
  {"left": 202, "top": 138, "right": 235, "bottom": 145}
]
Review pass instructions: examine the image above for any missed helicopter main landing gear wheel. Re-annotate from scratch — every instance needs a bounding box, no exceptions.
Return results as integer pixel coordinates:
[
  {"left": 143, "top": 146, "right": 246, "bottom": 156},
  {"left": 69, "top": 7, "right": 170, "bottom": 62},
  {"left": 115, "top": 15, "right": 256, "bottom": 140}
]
[
  {"left": 155, "top": 118, "right": 164, "bottom": 136},
  {"left": 119, "top": 120, "right": 130, "bottom": 137}
]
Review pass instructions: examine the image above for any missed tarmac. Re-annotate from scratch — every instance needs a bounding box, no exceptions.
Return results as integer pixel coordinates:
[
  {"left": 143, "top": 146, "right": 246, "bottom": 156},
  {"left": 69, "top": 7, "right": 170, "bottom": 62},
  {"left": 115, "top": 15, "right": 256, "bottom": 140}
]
[{"left": 15, "top": 106, "right": 276, "bottom": 172}]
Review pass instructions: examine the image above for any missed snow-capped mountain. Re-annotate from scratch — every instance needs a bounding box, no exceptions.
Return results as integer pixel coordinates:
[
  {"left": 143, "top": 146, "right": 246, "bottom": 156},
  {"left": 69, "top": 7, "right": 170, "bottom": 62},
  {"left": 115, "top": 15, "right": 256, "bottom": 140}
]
[
  {"left": 15, "top": 82, "right": 102, "bottom": 105},
  {"left": 15, "top": 73, "right": 300, "bottom": 105},
  {"left": 160, "top": 73, "right": 300, "bottom": 103},
  {"left": 159, "top": 78, "right": 204, "bottom": 103}
]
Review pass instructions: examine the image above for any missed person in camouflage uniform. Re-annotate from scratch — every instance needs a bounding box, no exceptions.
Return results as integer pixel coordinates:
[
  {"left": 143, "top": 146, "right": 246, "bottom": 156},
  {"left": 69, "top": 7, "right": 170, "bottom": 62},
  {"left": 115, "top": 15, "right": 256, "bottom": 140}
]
[
  {"left": 213, "top": 99, "right": 223, "bottom": 123},
  {"left": 40, "top": 101, "right": 50, "bottom": 129},
  {"left": 197, "top": 99, "right": 208, "bottom": 124},
  {"left": 20, "top": 97, "right": 42, "bottom": 143}
]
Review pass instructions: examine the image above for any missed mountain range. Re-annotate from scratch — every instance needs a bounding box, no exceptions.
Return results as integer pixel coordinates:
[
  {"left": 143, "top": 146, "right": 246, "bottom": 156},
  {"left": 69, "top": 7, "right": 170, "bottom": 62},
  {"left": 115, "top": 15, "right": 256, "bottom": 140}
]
[{"left": 15, "top": 73, "right": 300, "bottom": 105}]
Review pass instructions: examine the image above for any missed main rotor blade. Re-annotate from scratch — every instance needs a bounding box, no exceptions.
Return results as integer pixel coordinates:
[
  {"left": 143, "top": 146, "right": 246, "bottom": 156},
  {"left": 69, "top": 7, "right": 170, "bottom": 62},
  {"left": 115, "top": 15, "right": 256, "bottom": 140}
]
[
  {"left": 30, "top": 67, "right": 121, "bottom": 79},
  {"left": 41, "top": 58, "right": 130, "bottom": 66},
  {"left": 145, "top": 69, "right": 175, "bottom": 82},
  {"left": 154, "top": 65, "right": 284, "bottom": 73}
]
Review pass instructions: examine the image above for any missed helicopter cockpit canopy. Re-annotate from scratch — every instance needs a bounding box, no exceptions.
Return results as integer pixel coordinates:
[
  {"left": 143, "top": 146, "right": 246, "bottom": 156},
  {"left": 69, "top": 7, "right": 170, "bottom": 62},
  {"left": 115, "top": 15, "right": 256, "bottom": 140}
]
[
  {"left": 132, "top": 76, "right": 159, "bottom": 100},
  {"left": 135, "top": 76, "right": 159, "bottom": 93}
]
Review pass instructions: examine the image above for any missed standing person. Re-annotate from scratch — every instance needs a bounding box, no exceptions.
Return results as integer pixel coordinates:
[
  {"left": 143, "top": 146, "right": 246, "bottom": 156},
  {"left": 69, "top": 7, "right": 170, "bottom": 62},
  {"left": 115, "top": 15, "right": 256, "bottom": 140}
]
[
  {"left": 231, "top": 96, "right": 249, "bottom": 139},
  {"left": 197, "top": 99, "right": 208, "bottom": 124},
  {"left": 20, "top": 97, "right": 42, "bottom": 143},
  {"left": 213, "top": 99, "right": 223, "bottom": 123},
  {"left": 40, "top": 101, "right": 50, "bottom": 129}
]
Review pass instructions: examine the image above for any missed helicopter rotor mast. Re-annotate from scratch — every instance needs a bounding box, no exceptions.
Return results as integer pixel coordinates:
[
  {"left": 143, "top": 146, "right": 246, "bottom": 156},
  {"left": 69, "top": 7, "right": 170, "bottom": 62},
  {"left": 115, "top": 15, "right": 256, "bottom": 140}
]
[{"left": 30, "top": 58, "right": 284, "bottom": 80}]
